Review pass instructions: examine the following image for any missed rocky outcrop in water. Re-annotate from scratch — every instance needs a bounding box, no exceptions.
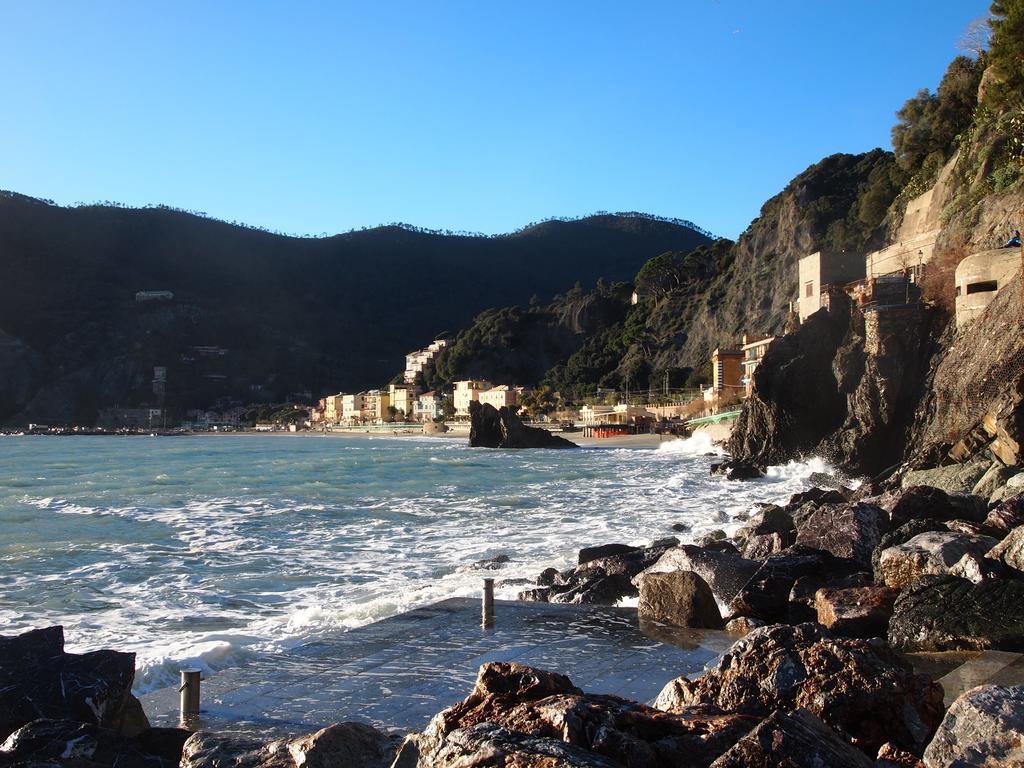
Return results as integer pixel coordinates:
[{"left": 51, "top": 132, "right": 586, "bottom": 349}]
[
  {"left": 468, "top": 401, "right": 577, "bottom": 449},
  {"left": 0, "top": 719, "right": 188, "bottom": 768}
]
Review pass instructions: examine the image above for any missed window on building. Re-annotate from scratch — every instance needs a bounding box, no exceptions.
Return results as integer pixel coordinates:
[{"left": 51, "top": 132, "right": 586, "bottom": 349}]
[
  {"left": 965, "top": 280, "right": 998, "bottom": 295},
  {"left": 805, "top": 281, "right": 814, "bottom": 298}
]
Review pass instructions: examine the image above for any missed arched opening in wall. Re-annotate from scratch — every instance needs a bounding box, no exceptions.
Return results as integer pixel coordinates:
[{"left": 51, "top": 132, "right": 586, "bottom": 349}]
[{"left": 965, "top": 280, "right": 998, "bottom": 295}]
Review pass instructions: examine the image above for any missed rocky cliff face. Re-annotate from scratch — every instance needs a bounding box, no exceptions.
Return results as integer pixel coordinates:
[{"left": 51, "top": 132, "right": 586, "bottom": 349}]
[{"left": 730, "top": 296, "right": 941, "bottom": 476}]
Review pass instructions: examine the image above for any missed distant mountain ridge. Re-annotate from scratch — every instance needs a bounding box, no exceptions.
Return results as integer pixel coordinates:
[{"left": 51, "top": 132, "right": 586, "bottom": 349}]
[{"left": 0, "top": 192, "right": 712, "bottom": 424}]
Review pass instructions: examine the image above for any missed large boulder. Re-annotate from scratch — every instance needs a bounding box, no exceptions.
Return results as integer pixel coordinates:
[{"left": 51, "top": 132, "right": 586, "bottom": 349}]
[
  {"left": 872, "top": 519, "right": 948, "bottom": 573},
  {"left": 0, "top": 719, "right": 187, "bottom": 768},
  {"left": 880, "top": 485, "right": 986, "bottom": 528},
  {"left": 636, "top": 571, "right": 724, "bottom": 629},
  {"left": 728, "top": 547, "right": 862, "bottom": 623},
  {"left": 0, "top": 627, "right": 136, "bottom": 741},
  {"left": 634, "top": 545, "right": 759, "bottom": 606},
  {"left": 398, "top": 662, "right": 757, "bottom": 768},
  {"left": 654, "top": 623, "right": 944, "bottom": 755},
  {"left": 181, "top": 723, "right": 399, "bottom": 768},
  {"left": 888, "top": 576, "right": 1024, "bottom": 652},
  {"left": 971, "top": 462, "right": 1019, "bottom": 501},
  {"left": 468, "top": 401, "right": 576, "bottom": 449},
  {"left": 815, "top": 585, "right": 899, "bottom": 638},
  {"left": 875, "top": 532, "right": 1000, "bottom": 589},
  {"left": 901, "top": 459, "right": 991, "bottom": 496},
  {"left": 392, "top": 723, "right": 619, "bottom": 768},
  {"left": 708, "top": 709, "right": 874, "bottom": 768},
  {"left": 986, "top": 525, "right": 1024, "bottom": 572},
  {"left": 923, "top": 684, "right": 1024, "bottom": 767},
  {"left": 794, "top": 502, "right": 888, "bottom": 567}
]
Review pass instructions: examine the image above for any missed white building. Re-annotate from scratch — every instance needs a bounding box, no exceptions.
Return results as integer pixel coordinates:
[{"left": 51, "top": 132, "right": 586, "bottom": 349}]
[
  {"left": 477, "top": 385, "right": 517, "bottom": 410},
  {"left": 453, "top": 379, "right": 491, "bottom": 416}
]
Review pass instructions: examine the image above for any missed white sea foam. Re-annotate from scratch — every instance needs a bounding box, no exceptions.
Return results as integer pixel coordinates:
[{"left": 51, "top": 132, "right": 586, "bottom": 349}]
[{"left": 0, "top": 435, "right": 837, "bottom": 693}]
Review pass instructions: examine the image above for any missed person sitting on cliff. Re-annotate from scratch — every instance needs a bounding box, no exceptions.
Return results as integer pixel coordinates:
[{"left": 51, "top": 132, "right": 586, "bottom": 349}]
[{"left": 1003, "top": 229, "right": 1022, "bottom": 248}]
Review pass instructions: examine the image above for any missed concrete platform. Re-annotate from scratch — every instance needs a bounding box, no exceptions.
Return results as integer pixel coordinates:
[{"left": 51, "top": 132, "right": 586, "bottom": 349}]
[{"left": 140, "top": 598, "right": 737, "bottom": 738}]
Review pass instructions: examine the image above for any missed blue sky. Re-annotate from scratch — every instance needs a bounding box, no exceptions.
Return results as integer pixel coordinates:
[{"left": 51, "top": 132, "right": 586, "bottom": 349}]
[{"left": 1, "top": 1, "right": 989, "bottom": 239}]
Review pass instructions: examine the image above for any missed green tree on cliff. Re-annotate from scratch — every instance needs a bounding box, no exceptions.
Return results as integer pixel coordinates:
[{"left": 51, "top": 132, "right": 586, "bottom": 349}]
[{"left": 986, "top": 0, "right": 1024, "bottom": 105}]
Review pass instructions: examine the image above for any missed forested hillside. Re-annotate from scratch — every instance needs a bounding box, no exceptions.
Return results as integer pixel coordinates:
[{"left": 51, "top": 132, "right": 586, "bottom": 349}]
[{"left": 0, "top": 197, "right": 710, "bottom": 424}]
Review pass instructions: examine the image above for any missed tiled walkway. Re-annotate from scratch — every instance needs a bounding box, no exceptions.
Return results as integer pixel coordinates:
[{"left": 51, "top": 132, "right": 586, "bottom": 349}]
[{"left": 140, "top": 598, "right": 737, "bottom": 737}]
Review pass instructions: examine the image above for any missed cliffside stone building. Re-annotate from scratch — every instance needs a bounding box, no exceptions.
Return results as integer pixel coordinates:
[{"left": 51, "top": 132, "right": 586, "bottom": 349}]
[{"left": 797, "top": 251, "right": 866, "bottom": 322}]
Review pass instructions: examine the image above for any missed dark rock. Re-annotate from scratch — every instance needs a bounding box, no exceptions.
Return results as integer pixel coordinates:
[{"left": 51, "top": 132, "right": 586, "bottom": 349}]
[
  {"left": 923, "top": 684, "right": 1024, "bottom": 767},
  {"left": 0, "top": 627, "right": 136, "bottom": 742},
  {"left": 655, "top": 623, "right": 944, "bottom": 755},
  {"left": 888, "top": 576, "right": 1024, "bottom": 652},
  {"left": 468, "top": 401, "right": 576, "bottom": 449},
  {"left": 516, "top": 587, "right": 552, "bottom": 602},
  {"left": 985, "top": 492, "right": 1024, "bottom": 534},
  {"left": 876, "top": 532, "right": 1000, "bottom": 589},
  {"left": 404, "top": 662, "right": 757, "bottom": 768},
  {"left": 794, "top": 502, "right": 888, "bottom": 567},
  {"left": 180, "top": 722, "right": 399, "bottom": 768},
  {"left": 131, "top": 728, "right": 192, "bottom": 764},
  {"left": 785, "top": 487, "right": 849, "bottom": 510},
  {"left": 0, "top": 720, "right": 181, "bottom": 768},
  {"left": 696, "top": 529, "right": 727, "bottom": 547},
  {"left": 728, "top": 547, "right": 862, "bottom": 622},
  {"left": 670, "top": 522, "right": 692, "bottom": 532},
  {"left": 456, "top": 554, "right": 510, "bottom": 573},
  {"left": 943, "top": 519, "right": 992, "bottom": 537},
  {"left": 578, "top": 543, "right": 640, "bottom": 565},
  {"left": 548, "top": 573, "right": 637, "bottom": 605},
  {"left": 815, "top": 585, "right": 899, "bottom": 638},
  {"left": 882, "top": 486, "right": 986, "bottom": 528},
  {"left": 702, "top": 539, "right": 740, "bottom": 555},
  {"left": 392, "top": 723, "right": 619, "bottom": 768},
  {"left": 711, "top": 459, "right": 765, "bottom": 481},
  {"left": 535, "top": 567, "right": 560, "bottom": 586},
  {"left": 636, "top": 571, "right": 724, "bottom": 629},
  {"left": 709, "top": 709, "right": 874, "bottom": 768},
  {"left": 742, "top": 505, "right": 794, "bottom": 535},
  {"left": 635, "top": 545, "right": 759, "bottom": 606}
]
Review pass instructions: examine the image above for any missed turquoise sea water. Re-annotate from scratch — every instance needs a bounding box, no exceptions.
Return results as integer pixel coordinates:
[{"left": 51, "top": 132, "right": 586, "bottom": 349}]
[{"left": 0, "top": 433, "right": 825, "bottom": 692}]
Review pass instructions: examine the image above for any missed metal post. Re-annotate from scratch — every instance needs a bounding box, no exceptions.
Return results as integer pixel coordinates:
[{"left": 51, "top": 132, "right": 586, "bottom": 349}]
[
  {"left": 482, "top": 578, "right": 495, "bottom": 628},
  {"left": 179, "top": 669, "right": 201, "bottom": 726}
]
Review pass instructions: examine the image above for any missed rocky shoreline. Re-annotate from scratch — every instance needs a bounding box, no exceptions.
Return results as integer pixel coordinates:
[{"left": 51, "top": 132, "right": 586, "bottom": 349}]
[{"left": 6, "top": 462, "right": 1024, "bottom": 767}]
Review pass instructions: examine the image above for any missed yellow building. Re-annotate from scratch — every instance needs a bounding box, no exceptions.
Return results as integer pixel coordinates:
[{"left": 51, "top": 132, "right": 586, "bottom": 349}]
[
  {"left": 388, "top": 384, "right": 418, "bottom": 420},
  {"left": 453, "top": 380, "right": 491, "bottom": 417},
  {"left": 361, "top": 390, "right": 391, "bottom": 423},
  {"left": 323, "top": 394, "right": 344, "bottom": 423}
]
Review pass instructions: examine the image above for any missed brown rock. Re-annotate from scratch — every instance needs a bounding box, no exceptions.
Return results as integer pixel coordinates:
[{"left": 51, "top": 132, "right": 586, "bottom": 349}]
[
  {"left": 637, "top": 571, "right": 724, "bottom": 629},
  {"left": 876, "top": 742, "right": 925, "bottom": 767},
  {"left": 654, "top": 623, "right": 943, "bottom": 755},
  {"left": 815, "top": 585, "right": 898, "bottom": 638},
  {"left": 709, "top": 709, "right": 873, "bottom": 768},
  {"left": 413, "top": 662, "right": 757, "bottom": 768},
  {"left": 794, "top": 502, "right": 888, "bottom": 567},
  {"left": 724, "top": 616, "right": 765, "bottom": 634}
]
